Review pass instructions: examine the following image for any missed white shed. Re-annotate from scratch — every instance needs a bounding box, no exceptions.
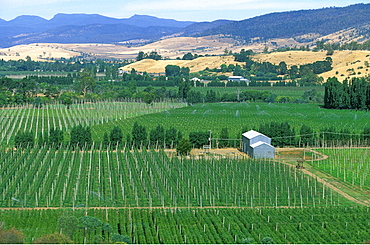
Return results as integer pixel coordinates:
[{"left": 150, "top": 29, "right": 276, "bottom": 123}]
[
  {"left": 242, "top": 130, "right": 274, "bottom": 159},
  {"left": 228, "top": 76, "right": 250, "bottom": 84}
]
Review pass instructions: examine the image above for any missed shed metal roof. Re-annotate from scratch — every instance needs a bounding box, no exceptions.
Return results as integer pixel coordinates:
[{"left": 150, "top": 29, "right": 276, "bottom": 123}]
[
  {"left": 242, "top": 130, "right": 268, "bottom": 139},
  {"left": 250, "top": 141, "right": 274, "bottom": 148}
]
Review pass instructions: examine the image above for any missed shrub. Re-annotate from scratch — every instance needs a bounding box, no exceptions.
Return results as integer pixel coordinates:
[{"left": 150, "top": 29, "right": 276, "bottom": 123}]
[{"left": 33, "top": 232, "right": 74, "bottom": 244}]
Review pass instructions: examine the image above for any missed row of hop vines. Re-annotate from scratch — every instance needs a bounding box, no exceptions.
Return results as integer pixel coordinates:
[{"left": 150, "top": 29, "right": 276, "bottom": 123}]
[
  {"left": 0, "top": 99, "right": 187, "bottom": 145},
  {"left": 0, "top": 146, "right": 350, "bottom": 208}
]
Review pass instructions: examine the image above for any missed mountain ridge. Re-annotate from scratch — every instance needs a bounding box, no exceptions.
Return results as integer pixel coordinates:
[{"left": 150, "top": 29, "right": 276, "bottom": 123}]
[
  {"left": 198, "top": 3, "right": 370, "bottom": 42},
  {"left": 0, "top": 4, "right": 369, "bottom": 49},
  {"left": 0, "top": 13, "right": 195, "bottom": 47}
]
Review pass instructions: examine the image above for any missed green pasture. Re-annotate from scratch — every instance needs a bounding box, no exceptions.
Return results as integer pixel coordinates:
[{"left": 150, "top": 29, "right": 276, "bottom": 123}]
[{"left": 0, "top": 207, "right": 369, "bottom": 244}]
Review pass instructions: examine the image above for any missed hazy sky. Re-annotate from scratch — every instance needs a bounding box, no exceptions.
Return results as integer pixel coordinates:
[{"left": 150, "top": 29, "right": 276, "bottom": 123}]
[{"left": 0, "top": 0, "right": 367, "bottom": 21}]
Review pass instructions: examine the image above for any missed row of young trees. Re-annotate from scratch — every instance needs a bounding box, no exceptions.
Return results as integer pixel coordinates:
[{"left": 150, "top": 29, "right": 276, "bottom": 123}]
[
  {"left": 13, "top": 124, "right": 233, "bottom": 156},
  {"left": 324, "top": 76, "right": 370, "bottom": 110},
  {"left": 14, "top": 123, "right": 184, "bottom": 150},
  {"left": 187, "top": 88, "right": 322, "bottom": 104},
  {"left": 14, "top": 126, "right": 91, "bottom": 149},
  {"left": 101, "top": 123, "right": 184, "bottom": 149}
]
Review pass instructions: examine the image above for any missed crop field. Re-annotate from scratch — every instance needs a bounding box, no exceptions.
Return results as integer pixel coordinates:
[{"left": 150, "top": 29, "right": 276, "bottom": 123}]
[
  {"left": 0, "top": 148, "right": 352, "bottom": 208},
  {"left": 311, "top": 148, "right": 370, "bottom": 190},
  {"left": 0, "top": 100, "right": 186, "bottom": 145},
  {"left": 0, "top": 207, "right": 369, "bottom": 244},
  {"left": 92, "top": 102, "right": 370, "bottom": 143},
  {"left": 192, "top": 86, "right": 325, "bottom": 98},
  {"left": 1, "top": 100, "right": 370, "bottom": 244}
]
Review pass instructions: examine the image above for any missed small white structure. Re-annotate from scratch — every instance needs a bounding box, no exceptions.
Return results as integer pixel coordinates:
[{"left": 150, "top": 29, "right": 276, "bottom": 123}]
[
  {"left": 228, "top": 76, "right": 250, "bottom": 84},
  {"left": 191, "top": 77, "right": 201, "bottom": 87},
  {"left": 242, "top": 130, "right": 274, "bottom": 159}
]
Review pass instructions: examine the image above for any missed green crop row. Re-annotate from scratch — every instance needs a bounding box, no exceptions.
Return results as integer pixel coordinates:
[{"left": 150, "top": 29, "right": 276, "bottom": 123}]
[
  {"left": 311, "top": 148, "right": 370, "bottom": 189},
  {"left": 0, "top": 148, "right": 354, "bottom": 208},
  {"left": 0, "top": 207, "right": 369, "bottom": 244},
  {"left": 0, "top": 100, "right": 186, "bottom": 145},
  {"left": 91, "top": 102, "right": 370, "bottom": 143}
]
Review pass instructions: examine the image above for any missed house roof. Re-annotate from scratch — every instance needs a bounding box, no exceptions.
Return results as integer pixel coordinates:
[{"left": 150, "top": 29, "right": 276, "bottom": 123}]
[
  {"left": 242, "top": 130, "right": 268, "bottom": 139},
  {"left": 250, "top": 141, "right": 274, "bottom": 149}
]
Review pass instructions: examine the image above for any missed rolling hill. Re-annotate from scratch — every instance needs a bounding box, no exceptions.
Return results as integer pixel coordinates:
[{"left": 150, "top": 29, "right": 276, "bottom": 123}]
[
  {"left": 120, "top": 50, "right": 370, "bottom": 82},
  {"left": 199, "top": 4, "right": 370, "bottom": 43}
]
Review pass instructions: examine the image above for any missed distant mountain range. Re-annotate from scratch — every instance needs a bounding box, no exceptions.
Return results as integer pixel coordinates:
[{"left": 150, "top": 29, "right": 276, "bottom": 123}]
[
  {"left": 0, "top": 14, "right": 195, "bottom": 47},
  {"left": 1, "top": 3, "right": 369, "bottom": 48}
]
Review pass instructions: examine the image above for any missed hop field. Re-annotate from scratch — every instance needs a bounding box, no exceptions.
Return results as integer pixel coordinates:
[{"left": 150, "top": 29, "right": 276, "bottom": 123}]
[
  {"left": 1, "top": 100, "right": 370, "bottom": 244},
  {"left": 0, "top": 148, "right": 353, "bottom": 208},
  {"left": 311, "top": 148, "right": 370, "bottom": 190},
  {"left": 0, "top": 100, "right": 186, "bottom": 145},
  {"left": 92, "top": 102, "right": 370, "bottom": 143},
  {"left": 0, "top": 207, "right": 369, "bottom": 244}
]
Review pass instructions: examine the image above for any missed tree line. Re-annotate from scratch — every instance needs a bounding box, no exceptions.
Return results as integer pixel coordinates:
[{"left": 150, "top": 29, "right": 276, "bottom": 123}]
[
  {"left": 324, "top": 76, "right": 370, "bottom": 110},
  {"left": 230, "top": 49, "right": 332, "bottom": 83},
  {"left": 14, "top": 123, "right": 183, "bottom": 150},
  {"left": 0, "top": 56, "right": 128, "bottom": 73}
]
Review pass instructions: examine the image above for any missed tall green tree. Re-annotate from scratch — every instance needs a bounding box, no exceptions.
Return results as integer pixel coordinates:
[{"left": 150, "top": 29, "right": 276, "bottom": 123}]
[
  {"left": 14, "top": 131, "right": 34, "bottom": 148},
  {"left": 165, "top": 65, "right": 180, "bottom": 77},
  {"left": 219, "top": 127, "right": 229, "bottom": 148},
  {"left": 178, "top": 78, "right": 191, "bottom": 99},
  {"left": 70, "top": 125, "right": 92, "bottom": 149},
  {"left": 165, "top": 127, "right": 181, "bottom": 148},
  {"left": 176, "top": 138, "right": 192, "bottom": 156},
  {"left": 132, "top": 122, "right": 147, "bottom": 148},
  {"left": 149, "top": 124, "right": 165, "bottom": 148},
  {"left": 189, "top": 131, "right": 209, "bottom": 148},
  {"left": 48, "top": 128, "right": 64, "bottom": 147},
  {"left": 109, "top": 126, "right": 123, "bottom": 147},
  {"left": 299, "top": 125, "right": 315, "bottom": 146},
  {"left": 57, "top": 215, "right": 79, "bottom": 239}
]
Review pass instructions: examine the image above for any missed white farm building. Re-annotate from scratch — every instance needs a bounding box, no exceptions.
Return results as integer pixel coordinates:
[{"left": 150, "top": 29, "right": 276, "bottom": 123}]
[
  {"left": 228, "top": 76, "right": 250, "bottom": 84},
  {"left": 242, "top": 130, "right": 275, "bottom": 159}
]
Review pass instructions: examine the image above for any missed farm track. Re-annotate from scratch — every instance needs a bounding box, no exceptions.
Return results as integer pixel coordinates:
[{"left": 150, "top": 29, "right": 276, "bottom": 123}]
[{"left": 278, "top": 148, "right": 370, "bottom": 207}]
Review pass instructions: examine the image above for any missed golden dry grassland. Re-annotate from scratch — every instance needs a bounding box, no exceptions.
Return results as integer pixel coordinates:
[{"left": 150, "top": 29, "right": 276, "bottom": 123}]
[{"left": 1, "top": 35, "right": 369, "bottom": 81}]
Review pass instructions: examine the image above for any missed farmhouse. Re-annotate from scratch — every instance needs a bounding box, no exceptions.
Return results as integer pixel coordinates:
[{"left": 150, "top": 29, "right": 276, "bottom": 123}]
[
  {"left": 242, "top": 130, "right": 275, "bottom": 159},
  {"left": 228, "top": 76, "right": 250, "bottom": 84}
]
